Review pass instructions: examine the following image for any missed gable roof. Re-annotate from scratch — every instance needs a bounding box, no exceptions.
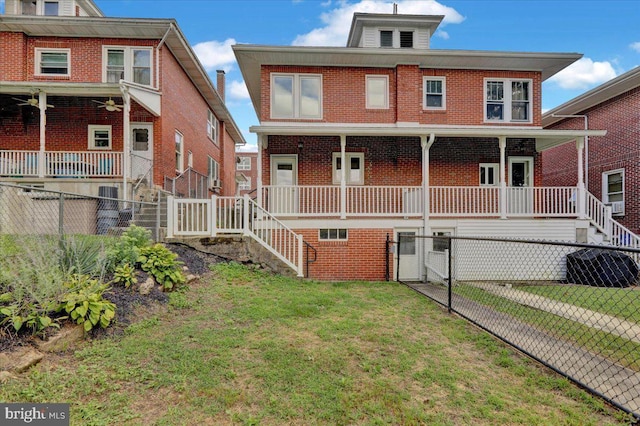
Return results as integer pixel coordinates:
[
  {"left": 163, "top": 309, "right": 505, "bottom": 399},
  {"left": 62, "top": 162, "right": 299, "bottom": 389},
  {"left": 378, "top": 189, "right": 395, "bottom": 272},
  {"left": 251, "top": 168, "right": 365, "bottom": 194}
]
[
  {"left": 542, "top": 66, "right": 640, "bottom": 127},
  {"left": 0, "top": 15, "right": 246, "bottom": 145}
]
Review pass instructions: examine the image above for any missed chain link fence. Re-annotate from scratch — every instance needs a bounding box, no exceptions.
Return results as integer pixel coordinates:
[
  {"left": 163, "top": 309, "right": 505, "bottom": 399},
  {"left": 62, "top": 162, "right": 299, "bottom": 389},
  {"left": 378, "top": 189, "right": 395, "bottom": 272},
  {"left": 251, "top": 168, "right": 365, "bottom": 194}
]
[
  {"left": 0, "top": 182, "right": 162, "bottom": 240},
  {"left": 396, "top": 235, "right": 640, "bottom": 420}
]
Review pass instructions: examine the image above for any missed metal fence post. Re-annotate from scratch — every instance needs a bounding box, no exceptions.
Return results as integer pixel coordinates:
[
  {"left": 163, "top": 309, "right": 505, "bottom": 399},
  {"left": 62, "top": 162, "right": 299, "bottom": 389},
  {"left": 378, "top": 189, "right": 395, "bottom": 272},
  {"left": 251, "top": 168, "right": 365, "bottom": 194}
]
[
  {"left": 58, "top": 192, "right": 64, "bottom": 237},
  {"left": 447, "top": 236, "right": 452, "bottom": 313},
  {"left": 395, "top": 234, "right": 401, "bottom": 282}
]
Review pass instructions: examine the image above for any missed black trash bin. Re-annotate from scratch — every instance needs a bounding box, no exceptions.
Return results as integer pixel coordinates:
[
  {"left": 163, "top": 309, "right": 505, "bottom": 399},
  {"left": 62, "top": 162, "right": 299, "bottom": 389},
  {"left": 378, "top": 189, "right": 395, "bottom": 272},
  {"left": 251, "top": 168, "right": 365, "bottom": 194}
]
[{"left": 566, "top": 248, "right": 639, "bottom": 288}]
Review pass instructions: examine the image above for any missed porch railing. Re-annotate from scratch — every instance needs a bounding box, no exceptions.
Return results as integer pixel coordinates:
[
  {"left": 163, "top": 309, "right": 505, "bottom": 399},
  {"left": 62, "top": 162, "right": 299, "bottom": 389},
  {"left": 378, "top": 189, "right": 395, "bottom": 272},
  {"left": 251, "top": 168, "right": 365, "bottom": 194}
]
[
  {"left": 0, "top": 150, "right": 123, "bottom": 178},
  {"left": 164, "top": 167, "right": 209, "bottom": 199},
  {"left": 587, "top": 193, "right": 640, "bottom": 249},
  {"left": 262, "top": 185, "right": 579, "bottom": 218}
]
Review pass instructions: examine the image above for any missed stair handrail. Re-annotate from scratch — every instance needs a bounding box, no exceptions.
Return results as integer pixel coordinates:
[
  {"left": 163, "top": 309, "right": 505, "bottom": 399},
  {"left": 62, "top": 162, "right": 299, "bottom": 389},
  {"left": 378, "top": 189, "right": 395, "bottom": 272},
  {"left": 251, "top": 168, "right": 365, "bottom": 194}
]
[
  {"left": 304, "top": 240, "right": 317, "bottom": 278},
  {"left": 586, "top": 192, "right": 640, "bottom": 249}
]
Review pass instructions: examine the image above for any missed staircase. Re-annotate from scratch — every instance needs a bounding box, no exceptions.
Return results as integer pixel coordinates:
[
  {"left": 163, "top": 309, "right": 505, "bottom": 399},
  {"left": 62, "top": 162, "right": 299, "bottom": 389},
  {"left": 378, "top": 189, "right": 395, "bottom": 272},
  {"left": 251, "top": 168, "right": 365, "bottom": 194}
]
[{"left": 131, "top": 188, "right": 169, "bottom": 241}]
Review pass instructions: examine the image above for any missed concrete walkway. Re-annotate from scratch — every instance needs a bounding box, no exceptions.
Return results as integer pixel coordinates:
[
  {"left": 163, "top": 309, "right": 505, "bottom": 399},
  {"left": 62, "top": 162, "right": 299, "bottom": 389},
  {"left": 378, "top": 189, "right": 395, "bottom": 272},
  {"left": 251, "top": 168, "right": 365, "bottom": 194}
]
[
  {"left": 405, "top": 282, "right": 640, "bottom": 416},
  {"left": 469, "top": 282, "right": 640, "bottom": 344}
]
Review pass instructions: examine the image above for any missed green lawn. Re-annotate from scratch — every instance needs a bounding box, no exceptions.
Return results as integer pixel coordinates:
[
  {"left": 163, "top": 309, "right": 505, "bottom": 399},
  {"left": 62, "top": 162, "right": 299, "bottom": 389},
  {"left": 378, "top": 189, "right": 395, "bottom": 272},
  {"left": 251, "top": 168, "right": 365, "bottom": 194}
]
[{"left": 0, "top": 263, "right": 632, "bottom": 425}]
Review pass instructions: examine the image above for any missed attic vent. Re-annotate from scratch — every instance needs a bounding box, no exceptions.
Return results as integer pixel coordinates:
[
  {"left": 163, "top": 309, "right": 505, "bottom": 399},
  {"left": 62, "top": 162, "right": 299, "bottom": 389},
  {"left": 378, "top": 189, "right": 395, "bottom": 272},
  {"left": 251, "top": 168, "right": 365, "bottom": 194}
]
[
  {"left": 380, "top": 31, "right": 393, "bottom": 48},
  {"left": 400, "top": 31, "right": 414, "bottom": 48}
]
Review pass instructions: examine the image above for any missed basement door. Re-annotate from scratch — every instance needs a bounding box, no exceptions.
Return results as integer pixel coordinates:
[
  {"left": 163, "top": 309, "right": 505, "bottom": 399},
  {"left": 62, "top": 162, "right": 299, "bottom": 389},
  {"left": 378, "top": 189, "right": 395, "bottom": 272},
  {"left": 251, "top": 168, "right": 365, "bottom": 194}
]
[
  {"left": 508, "top": 157, "right": 533, "bottom": 215},
  {"left": 395, "top": 228, "right": 420, "bottom": 281},
  {"left": 130, "top": 123, "right": 154, "bottom": 184},
  {"left": 270, "top": 155, "right": 298, "bottom": 214}
]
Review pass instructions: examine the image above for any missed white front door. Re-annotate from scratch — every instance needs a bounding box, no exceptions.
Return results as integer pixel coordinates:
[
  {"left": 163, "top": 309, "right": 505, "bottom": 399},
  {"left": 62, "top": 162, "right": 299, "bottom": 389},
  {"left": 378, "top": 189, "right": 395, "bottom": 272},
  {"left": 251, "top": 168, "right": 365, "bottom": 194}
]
[
  {"left": 270, "top": 155, "right": 298, "bottom": 214},
  {"left": 396, "top": 228, "right": 420, "bottom": 281},
  {"left": 508, "top": 157, "right": 533, "bottom": 214},
  {"left": 131, "top": 123, "right": 153, "bottom": 183}
]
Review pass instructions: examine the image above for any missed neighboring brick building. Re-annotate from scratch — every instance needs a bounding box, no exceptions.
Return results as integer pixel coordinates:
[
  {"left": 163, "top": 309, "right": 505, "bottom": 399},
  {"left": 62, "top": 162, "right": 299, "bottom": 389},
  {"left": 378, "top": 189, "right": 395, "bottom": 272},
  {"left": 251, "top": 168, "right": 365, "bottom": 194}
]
[
  {"left": 233, "top": 12, "right": 608, "bottom": 281},
  {"left": 236, "top": 151, "right": 258, "bottom": 196},
  {"left": 542, "top": 66, "right": 640, "bottom": 235},
  {"left": 0, "top": 0, "right": 245, "bottom": 200}
]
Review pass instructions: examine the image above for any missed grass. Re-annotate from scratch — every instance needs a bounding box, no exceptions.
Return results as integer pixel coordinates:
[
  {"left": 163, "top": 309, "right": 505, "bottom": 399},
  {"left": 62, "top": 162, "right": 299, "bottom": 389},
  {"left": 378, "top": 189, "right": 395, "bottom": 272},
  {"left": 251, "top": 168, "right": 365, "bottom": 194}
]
[
  {"left": 518, "top": 284, "right": 640, "bottom": 323},
  {"left": 0, "top": 262, "right": 633, "bottom": 425}
]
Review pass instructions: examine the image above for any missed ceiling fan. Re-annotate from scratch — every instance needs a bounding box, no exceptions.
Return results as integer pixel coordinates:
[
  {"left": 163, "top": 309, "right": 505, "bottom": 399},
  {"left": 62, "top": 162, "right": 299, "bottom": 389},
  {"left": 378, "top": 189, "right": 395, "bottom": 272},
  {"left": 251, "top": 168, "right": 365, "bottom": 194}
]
[
  {"left": 92, "top": 97, "right": 123, "bottom": 112},
  {"left": 12, "top": 94, "right": 54, "bottom": 109}
]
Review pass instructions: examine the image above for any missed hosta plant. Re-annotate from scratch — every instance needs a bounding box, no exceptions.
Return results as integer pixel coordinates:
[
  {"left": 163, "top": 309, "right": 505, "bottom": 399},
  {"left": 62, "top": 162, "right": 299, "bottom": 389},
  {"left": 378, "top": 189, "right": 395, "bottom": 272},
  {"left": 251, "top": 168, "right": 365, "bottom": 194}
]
[
  {"left": 59, "top": 275, "right": 116, "bottom": 332},
  {"left": 138, "top": 244, "right": 186, "bottom": 291},
  {"left": 112, "top": 263, "right": 138, "bottom": 288}
]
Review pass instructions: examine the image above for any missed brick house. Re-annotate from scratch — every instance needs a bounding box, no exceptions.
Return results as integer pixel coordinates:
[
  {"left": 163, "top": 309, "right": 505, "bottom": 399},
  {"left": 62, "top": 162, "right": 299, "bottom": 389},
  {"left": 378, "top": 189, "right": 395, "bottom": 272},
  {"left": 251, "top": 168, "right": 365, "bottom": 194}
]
[
  {"left": 542, "top": 66, "right": 640, "bottom": 236},
  {"left": 236, "top": 151, "right": 258, "bottom": 196},
  {"left": 228, "top": 11, "right": 623, "bottom": 281},
  {"left": 0, "top": 0, "right": 245, "bottom": 200}
]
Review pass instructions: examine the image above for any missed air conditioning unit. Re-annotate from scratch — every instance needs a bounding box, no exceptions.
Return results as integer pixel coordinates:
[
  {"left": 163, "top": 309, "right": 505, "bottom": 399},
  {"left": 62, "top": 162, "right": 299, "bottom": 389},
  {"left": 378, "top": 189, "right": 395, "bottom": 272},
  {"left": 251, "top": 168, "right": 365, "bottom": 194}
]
[
  {"left": 209, "top": 178, "right": 222, "bottom": 189},
  {"left": 611, "top": 201, "right": 624, "bottom": 215}
]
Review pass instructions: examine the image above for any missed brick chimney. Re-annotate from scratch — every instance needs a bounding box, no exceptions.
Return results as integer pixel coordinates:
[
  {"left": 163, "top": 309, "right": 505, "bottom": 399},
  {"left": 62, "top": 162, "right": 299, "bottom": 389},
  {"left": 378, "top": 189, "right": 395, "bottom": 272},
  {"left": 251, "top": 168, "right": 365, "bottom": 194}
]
[{"left": 216, "top": 70, "right": 225, "bottom": 103}]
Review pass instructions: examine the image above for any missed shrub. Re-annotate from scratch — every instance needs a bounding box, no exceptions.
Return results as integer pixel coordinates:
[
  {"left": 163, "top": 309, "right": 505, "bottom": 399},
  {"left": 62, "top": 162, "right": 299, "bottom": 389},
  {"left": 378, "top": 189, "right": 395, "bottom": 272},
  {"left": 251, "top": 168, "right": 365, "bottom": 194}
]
[
  {"left": 58, "top": 275, "right": 116, "bottom": 332},
  {"left": 106, "top": 225, "right": 152, "bottom": 271},
  {"left": 138, "top": 244, "right": 186, "bottom": 291}
]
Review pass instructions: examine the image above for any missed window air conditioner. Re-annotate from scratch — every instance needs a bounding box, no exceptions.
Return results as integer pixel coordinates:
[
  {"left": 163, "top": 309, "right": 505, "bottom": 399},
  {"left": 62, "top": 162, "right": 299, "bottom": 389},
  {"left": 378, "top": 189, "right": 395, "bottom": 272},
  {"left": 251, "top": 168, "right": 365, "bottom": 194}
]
[
  {"left": 210, "top": 178, "right": 222, "bottom": 189},
  {"left": 611, "top": 201, "right": 624, "bottom": 215}
]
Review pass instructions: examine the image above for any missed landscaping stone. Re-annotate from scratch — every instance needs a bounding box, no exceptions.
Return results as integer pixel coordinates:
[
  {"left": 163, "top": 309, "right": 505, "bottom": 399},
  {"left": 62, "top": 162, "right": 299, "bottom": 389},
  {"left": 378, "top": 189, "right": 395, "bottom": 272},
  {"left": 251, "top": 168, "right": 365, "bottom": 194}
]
[
  {"left": 6, "top": 347, "right": 44, "bottom": 373},
  {"left": 0, "top": 371, "right": 17, "bottom": 383},
  {"left": 186, "top": 274, "right": 197, "bottom": 283},
  {"left": 35, "top": 325, "right": 85, "bottom": 353},
  {"left": 139, "top": 277, "right": 156, "bottom": 295}
]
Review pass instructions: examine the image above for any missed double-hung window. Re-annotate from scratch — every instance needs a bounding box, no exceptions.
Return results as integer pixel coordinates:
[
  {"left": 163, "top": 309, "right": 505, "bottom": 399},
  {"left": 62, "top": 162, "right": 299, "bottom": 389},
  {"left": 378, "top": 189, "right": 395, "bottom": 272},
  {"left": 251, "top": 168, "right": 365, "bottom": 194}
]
[
  {"left": 237, "top": 157, "right": 251, "bottom": 171},
  {"left": 603, "top": 169, "right": 624, "bottom": 215},
  {"left": 423, "top": 77, "right": 446, "bottom": 110},
  {"left": 333, "top": 152, "right": 364, "bottom": 185},
  {"left": 479, "top": 163, "right": 499, "bottom": 186},
  {"left": 35, "top": 48, "right": 69, "bottom": 76},
  {"left": 207, "top": 110, "right": 218, "bottom": 143},
  {"left": 175, "top": 131, "right": 184, "bottom": 173},
  {"left": 208, "top": 156, "right": 220, "bottom": 187},
  {"left": 103, "top": 47, "right": 152, "bottom": 86},
  {"left": 366, "top": 75, "right": 389, "bottom": 109},
  {"left": 88, "top": 125, "right": 111, "bottom": 150},
  {"left": 485, "top": 79, "right": 532, "bottom": 123},
  {"left": 239, "top": 177, "right": 251, "bottom": 191},
  {"left": 271, "top": 73, "right": 322, "bottom": 119}
]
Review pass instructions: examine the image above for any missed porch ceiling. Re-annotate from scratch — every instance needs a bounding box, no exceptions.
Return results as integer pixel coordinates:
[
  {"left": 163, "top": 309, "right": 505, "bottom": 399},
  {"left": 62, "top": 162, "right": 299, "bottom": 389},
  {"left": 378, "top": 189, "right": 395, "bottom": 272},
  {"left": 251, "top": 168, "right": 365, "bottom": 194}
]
[{"left": 250, "top": 124, "right": 606, "bottom": 152}]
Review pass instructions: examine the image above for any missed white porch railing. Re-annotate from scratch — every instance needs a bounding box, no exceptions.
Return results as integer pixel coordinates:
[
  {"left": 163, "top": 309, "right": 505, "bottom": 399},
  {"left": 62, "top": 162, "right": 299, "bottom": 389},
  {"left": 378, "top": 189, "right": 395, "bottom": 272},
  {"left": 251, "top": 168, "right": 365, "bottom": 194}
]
[
  {"left": 262, "top": 185, "right": 579, "bottom": 218},
  {"left": 0, "top": 150, "right": 123, "bottom": 178},
  {"left": 167, "top": 195, "right": 304, "bottom": 276}
]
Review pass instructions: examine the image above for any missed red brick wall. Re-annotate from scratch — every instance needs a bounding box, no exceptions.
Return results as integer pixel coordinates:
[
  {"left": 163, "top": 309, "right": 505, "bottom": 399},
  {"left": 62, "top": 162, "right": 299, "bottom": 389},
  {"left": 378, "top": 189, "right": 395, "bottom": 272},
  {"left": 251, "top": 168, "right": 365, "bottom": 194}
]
[
  {"left": 543, "top": 86, "right": 640, "bottom": 233},
  {"left": 260, "top": 66, "right": 542, "bottom": 126},
  {"left": 0, "top": 32, "right": 28, "bottom": 80},
  {"left": 263, "top": 135, "right": 539, "bottom": 187},
  {"left": 297, "top": 228, "right": 392, "bottom": 280}
]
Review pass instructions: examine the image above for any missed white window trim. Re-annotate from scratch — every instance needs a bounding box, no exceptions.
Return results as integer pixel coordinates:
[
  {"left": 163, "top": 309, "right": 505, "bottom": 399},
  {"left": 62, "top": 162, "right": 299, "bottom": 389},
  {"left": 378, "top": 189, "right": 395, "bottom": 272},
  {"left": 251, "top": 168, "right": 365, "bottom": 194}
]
[
  {"left": 35, "top": 48, "right": 70, "bottom": 77},
  {"left": 208, "top": 156, "right": 220, "bottom": 187},
  {"left": 207, "top": 110, "right": 218, "bottom": 143},
  {"left": 187, "top": 151, "right": 193, "bottom": 169},
  {"left": 423, "top": 76, "right": 446, "bottom": 110},
  {"left": 483, "top": 78, "right": 533, "bottom": 123},
  {"left": 88, "top": 125, "right": 112, "bottom": 150},
  {"left": 175, "top": 131, "right": 184, "bottom": 173},
  {"left": 602, "top": 169, "right": 625, "bottom": 216},
  {"left": 366, "top": 75, "right": 389, "bottom": 109},
  {"left": 237, "top": 157, "right": 252, "bottom": 171},
  {"left": 332, "top": 152, "right": 365, "bottom": 185},
  {"left": 102, "top": 46, "right": 153, "bottom": 86},
  {"left": 239, "top": 177, "right": 252, "bottom": 191},
  {"left": 270, "top": 73, "right": 323, "bottom": 119},
  {"left": 479, "top": 163, "right": 499, "bottom": 187},
  {"left": 319, "top": 228, "right": 348, "bottom": 241}
]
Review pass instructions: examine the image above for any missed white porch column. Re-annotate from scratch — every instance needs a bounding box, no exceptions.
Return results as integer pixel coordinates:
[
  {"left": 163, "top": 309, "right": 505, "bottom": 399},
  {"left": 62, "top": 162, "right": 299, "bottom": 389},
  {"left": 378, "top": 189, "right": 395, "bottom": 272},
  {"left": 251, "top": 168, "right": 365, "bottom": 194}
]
[
  {"left": 257, "top": 134, "right": 264, "bottom": 209},
  {"left": 499, "top": 136, "right": 507, "bottom": 219},
  {"left": 38, "top": 91, "right": 47, "bottom": 177},
  {"left": 120, "top": 86, "right": 131, "bottom": 201},
  {"left": 576, "top": 137, "right": 586, "bottom": 219},
  {"left": 422, "top": 133, "right": 435, "bottom": 233},
  {"left": 340, "top": 135, "right": 346, "bottom": 219}
]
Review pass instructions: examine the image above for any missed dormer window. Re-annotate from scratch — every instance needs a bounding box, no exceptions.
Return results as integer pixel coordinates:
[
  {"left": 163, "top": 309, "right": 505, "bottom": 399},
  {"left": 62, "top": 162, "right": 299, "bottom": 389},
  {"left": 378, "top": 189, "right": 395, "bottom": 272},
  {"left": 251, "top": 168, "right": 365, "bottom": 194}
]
[
  {"left": 400, "top": 31, "right": 414, "bottom": 48},
  {"left": 380, "top": 31, "right": 393, "bottom": 48}
]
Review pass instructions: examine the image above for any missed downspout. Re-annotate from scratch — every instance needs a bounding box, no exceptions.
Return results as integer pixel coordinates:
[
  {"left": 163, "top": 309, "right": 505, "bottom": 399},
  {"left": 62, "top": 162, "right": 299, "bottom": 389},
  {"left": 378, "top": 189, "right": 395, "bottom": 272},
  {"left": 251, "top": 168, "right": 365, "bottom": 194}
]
[{"left": 155, "top": 24, "right": 173, "bottom": 91}]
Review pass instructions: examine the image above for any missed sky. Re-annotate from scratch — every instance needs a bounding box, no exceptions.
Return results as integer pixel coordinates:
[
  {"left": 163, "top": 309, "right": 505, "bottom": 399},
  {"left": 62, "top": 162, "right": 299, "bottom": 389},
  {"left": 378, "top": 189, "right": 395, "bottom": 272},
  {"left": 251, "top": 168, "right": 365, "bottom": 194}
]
[{"left": 2, "top": 0, "right": 638, "bottom": 151}]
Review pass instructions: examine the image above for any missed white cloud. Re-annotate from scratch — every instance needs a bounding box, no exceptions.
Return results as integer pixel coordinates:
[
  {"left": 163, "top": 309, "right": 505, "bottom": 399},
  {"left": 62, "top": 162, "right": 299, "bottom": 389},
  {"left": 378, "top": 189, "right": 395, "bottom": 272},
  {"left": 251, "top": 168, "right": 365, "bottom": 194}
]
[
  {"left": 292, "top": 0, "right": 464, "bottom": 46},
  {"left": 236, "top": 143, "right": 258, "bottom": 153},
  {"left": 547, "top": 58, "right": 617, "bottom": 90},
  {"left": 630, "top": 42, "right": 640, "bottom": 53},
  {"left": 228, "top": 80, "right": 250, "bottom": 101},
  {"left": 192, "top": 38, "right": 237, "bottom": 73}
]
